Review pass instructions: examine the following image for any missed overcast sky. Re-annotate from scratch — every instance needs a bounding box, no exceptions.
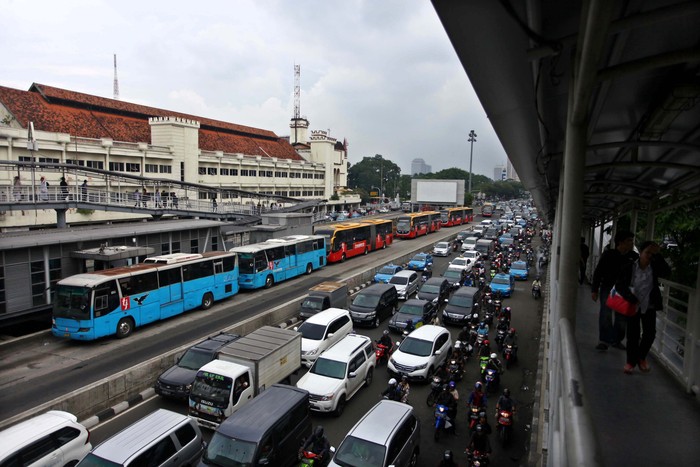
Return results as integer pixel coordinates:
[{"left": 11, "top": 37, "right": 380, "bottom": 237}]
[{"left": 1, "top": 0, "right": 508, "bottom": 177}]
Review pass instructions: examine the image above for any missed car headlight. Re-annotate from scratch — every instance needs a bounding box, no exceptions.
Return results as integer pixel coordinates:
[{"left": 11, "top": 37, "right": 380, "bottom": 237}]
[
  {"left": 414, "top": 363, "right": 428, "bottom": 370},
  {"left": 389, "top": 358, "right": 397, "bottom": 366},
  {"left": 307, "top": 348, "right": 318, "bottom": 356},
  {"left": 320, "top": 394, "right": 335, "bottom": 401},
  {"left": 184, "top": 384, "right": 192, "bottom": 392}
]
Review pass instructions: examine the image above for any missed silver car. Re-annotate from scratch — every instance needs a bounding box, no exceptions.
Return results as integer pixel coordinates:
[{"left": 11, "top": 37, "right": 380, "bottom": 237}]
[{"left": 432, "top": 241, "right": 451, "bottom": 257}]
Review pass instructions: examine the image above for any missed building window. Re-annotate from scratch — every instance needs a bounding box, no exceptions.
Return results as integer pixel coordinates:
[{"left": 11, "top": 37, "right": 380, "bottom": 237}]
[
  {"left": 159, "top": 165, "right": 172, "bottom": 174},
  {"left": 220, "top": 168, "right": 229, "bottom": 176},
  {"left": 290, "top": 172, "right": 301, "bottom": 178},
  {"left": 198, "top": 167, "right": 206, "bottom": 175},
  {"left": 145, "top": 164, "right": 158, "bottom": 173},
  {"left": 230, "top": 169, "right": 238, "bottom": 176},
  {"left": 0, "top": 266, "right": 5, "bottom": 315},
  {"left": 172, "top": 241, "right": 181, "bottom": 253},
  {"left": 302, "top": 173, "right": 312, "bottom": 179},
  {"left": 208, "top": 167, "right": 217, "bottom": 175},
  {"left": 212, "top": 236, "right": 219, "bottom": 251},
  {"left": 274, "top": 171, "right": 288, "bottom": 178},
  {"left": 190, "top": 239, "right": 199, "bottom": 254},
  {"left": 86, "top": 160, "right": 104, "bottom": 170},
  {"left": 161, "top": 243, "right": 171, "bottom": 255},
  {"left": 126, "top": 163, "right": 140, "bottom": 173},
  {"left": 39, "top": 157, "right": 59, "bottom": 164},
  {"left": 241, "top": 169, "right": 257, "bottom": 177},
  {"left": 66, "top": 159, "right": 85, "bottom": 166},
  {"left": 31, "top": 259, "right": 60, "bottom": 307},
  {"left": 109, "top": 162, "right": 125, "bottom": 171}
]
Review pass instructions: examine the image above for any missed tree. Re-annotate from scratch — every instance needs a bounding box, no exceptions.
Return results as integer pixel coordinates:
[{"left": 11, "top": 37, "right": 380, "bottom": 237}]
[{"left": 347, "top": 155, "right": 401, "bottom": 200}]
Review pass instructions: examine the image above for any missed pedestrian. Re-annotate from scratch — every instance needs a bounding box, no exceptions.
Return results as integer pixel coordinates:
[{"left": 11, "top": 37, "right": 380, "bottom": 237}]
[
  {"left": 580, "top": 237, "right": 590, "bottom": 284},
  {"left": 171, "top": 192, "right": 179, "bottom": 208},
  {"left": 60, "top": 177, "right": 69, "bottom": 200},
  {"left": 142, "top": 188, "right": 147, "bottom": 207},
  {"left": 615, "top": 241, "right": 671, "bottom": 374},
  {"left": 212, "top": 195, "right": 218, "bottom": 212},
  {"left": 39, "top": 176, "right": 49, "bottom": 201},
  {"left": 154, "top": 189, "right": 161, "bottom": 208},
  {"left": 161, "top": 189, "right": 168, "bottom": 208},
  {"left": 591, "top": 230, "right": 637, "bottom": 351},
  {"left": 13, "top": 176, "right": 22, "bottom": 201},
  {"left": 81, "top": 180, "right": 88, "bottom": 202},
  {"left": 133, "top": 188, "right": 141, "bottom": 207}
]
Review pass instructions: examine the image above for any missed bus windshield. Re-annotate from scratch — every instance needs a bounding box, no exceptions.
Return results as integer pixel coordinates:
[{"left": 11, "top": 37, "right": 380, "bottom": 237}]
[
  {"left": 396, "top": 218, "right": 411, "bottom": 232},
  {"left": 53, "top": 285, "right": 91, "bottom": 320},
  {"left": 237, "top": 252, "right": 256, "bottom": 274}
]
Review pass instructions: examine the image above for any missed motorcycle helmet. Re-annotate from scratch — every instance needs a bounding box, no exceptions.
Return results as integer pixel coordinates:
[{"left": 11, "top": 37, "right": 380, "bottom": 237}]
[
  {"left": 401, "top": 375, "right": 408, "bottom": 382},
  {"left": 314, "top": 425, "right": 324, "bottom": 438},
  {"left": 449, "top": 381, "right": 456, "bottom": 389},
  {"left": 463, "top": 326, "right": 469, "bottom": 333},
  {"left": 483, "top": 339, "right": 490, "bottom": 346},
  {"left": 490, "top": 352, "right": 498, "bottom": 359},
  {"left": 503, "top": 388, "right": 511, "bottom": 397},
  {"left": 383, "top": 329, "right": 389, "bottom": 336},
  {"left": 443, "top": 450, "right": 453, "bottom": 461},
  {"left": 474, "top": 381, "right": 483, "bottom": 390},
  {"left": 509, "top": 327, "right": 516, "bottom": 335},
  {"left": 472, "top": 313, "right": 479, "bottom": 320},
  {"left": 479, "top": 411, "right": 487, "bottom": 419},
  {"left": 455, "top": 341, "right": 461, "bottom": 350},
  {"left": 475, "top": 424, "right": 484, "bottom": 433},
  {"left": 505, "top": 306, "right": 512, "bottom": 313},
  {"left": 388, "top": 378, "right": 397, "bottom": 386}
]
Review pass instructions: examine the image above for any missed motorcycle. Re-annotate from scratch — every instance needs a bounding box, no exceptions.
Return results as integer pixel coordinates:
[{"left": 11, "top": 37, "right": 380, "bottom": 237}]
[
  {"left": 495, "top": 327, "right": 507, "bottom": 351},
  {"left": 497, "top": 408, "right": 514, "bottom": 446},
  {"left": 426, "top": 375, "right": 443, "bottom": 406},
  {"left": 483, "top": 308, "right": 494, "bottom": 326},
  {"left": 484, "top": 367, "right": 499, "bottom": 393},
  {"left": 447, "top": 359, "right": 464, "bottom": 382},
  {"left": 434, "top": 403, "right": 453, "bottom": 440},
  {"left": 468, "top": 404, "right": 481, "bottom": 432},
  {"left": 467, "top": 450, "right": 489, "bottom": 467},
  {"left": 375, "top": 343, "right": 391, "bottom": 366},
  {"left": 478, "top": 355, "right": 489, "bottom": 375},
  {"left": 298, "top": 450, "right": 325, "bottom": 466},
  {"left": 503, "top": 342, "right": 518, "bottom": 368},
  {"left": 532, "top": 284, "right": 541, "bottom": 299}
]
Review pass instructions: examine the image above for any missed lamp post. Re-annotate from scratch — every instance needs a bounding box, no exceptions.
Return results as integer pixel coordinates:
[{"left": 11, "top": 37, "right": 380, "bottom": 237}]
[{"left": 468, "top": 130, "right": 477, "bottom": 195}]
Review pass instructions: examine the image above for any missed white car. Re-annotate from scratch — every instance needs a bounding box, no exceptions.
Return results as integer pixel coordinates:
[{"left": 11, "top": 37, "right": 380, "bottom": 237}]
[
  {"left": 296, "top": 334, "right": 376, "bottom": 416},
  {"left": 432, "top": 241, "right": 451, "bottom": 257},
  {"left": 461, "top": 250, "right": 481, "bottom": 264},
  {"left": 448, "top": 256, "right": 474, "bottom": 274},
  {"left": 388, "top": 325, "right": 452, "bottom": 380},
  {"left": 461, "top": 236, "right": 480, "bottom": 252},
  {"left": 297, "top": 308, "right": 353, "bottom": 367}
]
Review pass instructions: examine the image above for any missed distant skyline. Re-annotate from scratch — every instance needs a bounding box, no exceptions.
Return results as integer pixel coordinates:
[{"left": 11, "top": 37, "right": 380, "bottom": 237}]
[{"left": 0, "top": 0, "right": 508, "bottom": 176}]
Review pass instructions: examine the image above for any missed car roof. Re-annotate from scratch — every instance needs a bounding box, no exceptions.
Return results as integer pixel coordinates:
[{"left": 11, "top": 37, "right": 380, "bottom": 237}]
[
  {"left": 424, "top": 277, "right": 448, "bottom": 286},
  {"left": 402, "top": 298, "right": 430, "bottom": 307},
  {"left": 393, "top": 270, "right": 417, "bottom": 278},
  {"left": 454, "top": 286, "right": 480, "bottom": 296},
  {"left": 192, "top": 333, "right": 240, "bottom": 352},
  {"left": 494, "top": 273, "right": 511, "bottom": 279},
  {"left": 346, "top": 400, "right": 413, "bottom": 444},
  {"left": 322, "top": 334, "right": 371, "bottom": 360},
  {"left": 0, "top": 411, "right": 80, "bottom": 458},
  {"left": 305, "top": 307, "right": 351, "bottom": 324},
  {"left": 512, "top": 261, "right": 528, "bottom": 267},
  {"left": 406, "top": 324, "right": 448, "bottom": 340}
]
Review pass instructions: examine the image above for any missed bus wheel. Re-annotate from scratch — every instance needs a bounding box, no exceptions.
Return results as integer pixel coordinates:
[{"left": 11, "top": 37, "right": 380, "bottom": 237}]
[
  {"left": 265, "top": 275, "right": 274, "bottom": 289},
  {"left": 382, "top": 243, "right": 387, "bottom": 249},
  {"left": 305, "top": 263, "right": 313, "bottom": 275},
  {"left": 116, "top": 318, "right": 134, "bottom": 339},
  {"left": 364, "top": 247, "right": 369, "bottom": 255},
  {"left": 201, "top": 292, "right": 214, "bottom": 310},
  {"left": 340, "top": 253, "right": 346, "bottom": 263}
]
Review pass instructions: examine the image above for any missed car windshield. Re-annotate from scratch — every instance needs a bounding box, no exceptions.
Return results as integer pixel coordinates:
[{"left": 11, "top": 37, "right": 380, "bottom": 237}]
[
  {"left": 203, "top": 432, "right": 257, "bottom": 466},
  {"left": 178, "top": 348, "right": 212, "bottom": 370},
  {"left": 301, "top": 297, "right": 323, "bottom": 310},
  {"left": 378, "top": 266, "right": 397, "bottom": 275},
  {"left": 420, "top": 284, "right": 440, "bottom": 294},
  {"left": 451, "top": 259, "right": 467, "bottom": 267},
  {"left": 492, "top": 276, "right": 511, "bottom": 285},
  {"left": 75, "top": 454, "right": 121, "bottom": 467},
  {"left": 502, "top": 238, "right": 515, "bottom": 245},
  {"left": 353, "top": 294, "right": 380, "bottom": 308},
  {"left": 399, "top": 304, "right": 424, "bottom": 316},
  {"left": 389, "top": 276, "right": 408, "bottom": 285},
  {"left": 450, "top": 295, "right": 473, "bottom": 308},
  {"left": 512, "top": 263, "right": 527, "bottom": 271},
  {"left": 310, "top": 357, "right": 347, "bottom": 379},
  {"left": 399, "top": 336, "right": 434, "bottom": 357},
  {"left": 411, "top": 254, "right": 426, "bottom": 262},
  {"left": 334, "top": 436, "right": 386, "bottom": 467},
  {"left": 297, "top": 322, "right": 326, "bottom": 340},
  {"left": 436, "top": 242, "right": 449, "bottom": 249},
  {"left": 443, "top": 270, "right": 461, "bottom": 280}
]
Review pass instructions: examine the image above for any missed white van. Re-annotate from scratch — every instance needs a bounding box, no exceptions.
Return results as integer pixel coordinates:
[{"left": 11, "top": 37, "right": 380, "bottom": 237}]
[
  {"left": 0, "top": 410, "right": 91, "bottom": 467},
  {"left": 296, "top": 308, "right": 353, "bottom": 367}
]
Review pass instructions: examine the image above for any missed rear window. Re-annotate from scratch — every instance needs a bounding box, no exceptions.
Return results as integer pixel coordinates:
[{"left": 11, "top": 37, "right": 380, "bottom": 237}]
[{"left": 389, "top": 276, "right": 408, "bottom": 285}]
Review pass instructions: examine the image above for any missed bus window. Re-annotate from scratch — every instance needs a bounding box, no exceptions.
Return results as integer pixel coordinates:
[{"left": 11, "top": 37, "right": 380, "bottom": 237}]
[
  {"left": 254, "top": 251, "right": 268, "bottom": 272},
  {"left": 183, "top": 261, "right": 213, "bottom": 281},
  {"left": 94, "top": 280, "right": 119, "bottom": 317},
  {"left": 159, "top": 267, "right": 181, "bottom": 287}
]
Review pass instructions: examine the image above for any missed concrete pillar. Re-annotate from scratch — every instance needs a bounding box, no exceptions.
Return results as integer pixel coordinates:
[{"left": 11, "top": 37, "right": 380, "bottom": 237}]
[
  {"left": 629, "top": 209, "right": 638, "bottom": 237},
  {"left": 645, "top": 209, "right": 656, "bottom": 240},
  {"left": 56, "top": 209, "right": 67, "bottom": 228}
]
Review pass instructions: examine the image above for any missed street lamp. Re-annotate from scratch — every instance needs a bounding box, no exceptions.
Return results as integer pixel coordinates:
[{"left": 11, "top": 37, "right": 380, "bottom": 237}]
[{"left": 468, "top": 130, "right": 477, "bottom": 195}]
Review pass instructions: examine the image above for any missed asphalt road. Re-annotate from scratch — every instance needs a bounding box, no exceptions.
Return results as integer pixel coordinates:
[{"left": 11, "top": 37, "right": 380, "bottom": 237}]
[{"left": 89, "top": 237, "right": 544, "bottom": 467}]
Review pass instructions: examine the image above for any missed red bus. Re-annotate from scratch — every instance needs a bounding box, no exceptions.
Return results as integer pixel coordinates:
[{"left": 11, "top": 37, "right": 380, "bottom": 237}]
[
  {"left": 395, "top": 211, "right": 441, "bottom": 239},
  {"left": 361, "top": 219, "right": 394, "bottom": 249},
  {"left": 465, "top": 206, "right": 474, "bottom": 222},
  {"left": 481, "top": 203, "right": 494, "bottom": 217},
  {"left": 313, "top": 222, "right": 372, "bottom": 263},
  {"left": 440, "top": 207, "right": 468, "bottom": 227}
]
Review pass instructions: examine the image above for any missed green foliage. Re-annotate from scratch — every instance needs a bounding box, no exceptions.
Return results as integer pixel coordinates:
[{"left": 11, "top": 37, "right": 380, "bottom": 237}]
[
  {"left": 654, "top": 201, "right": 699, "bottom": 286},
  {"left": 76, "top": 208, "right": 94, "bottom": 215},
  {"left": 347, "top": 155, "right": 402, "bottom": 199}
]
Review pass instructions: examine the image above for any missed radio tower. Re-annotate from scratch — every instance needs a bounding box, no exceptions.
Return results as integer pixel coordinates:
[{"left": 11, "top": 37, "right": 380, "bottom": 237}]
[
  {"left": 294, "top": 64, "right": 300, "bottom": 120},
  {"left": 113, "top": 54, "right": 120, "bottom": 100}
]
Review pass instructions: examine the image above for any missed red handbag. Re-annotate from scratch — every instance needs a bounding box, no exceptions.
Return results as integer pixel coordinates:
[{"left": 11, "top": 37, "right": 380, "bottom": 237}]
[{"left": 606, "top": 287, "right": 638, "bottom": 317}]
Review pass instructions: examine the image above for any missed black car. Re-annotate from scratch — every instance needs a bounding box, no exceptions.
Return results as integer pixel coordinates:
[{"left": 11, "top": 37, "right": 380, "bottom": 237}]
[
  {"left": 155, "top": 332, "right": 240, "bottom": 399},
  {"left": 417, "top": 277, "right": 451, "bottom": 304},
  {"left": 442, "top": 286, "right": 482, "bottom": 326},
  {"left": 388, "top": 299, "right": 437, "bottom": 333}
]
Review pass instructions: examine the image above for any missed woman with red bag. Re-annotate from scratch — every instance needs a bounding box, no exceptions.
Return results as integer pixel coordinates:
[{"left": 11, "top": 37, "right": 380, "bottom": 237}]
[{"left": 614, "top": 241, "right": 671, "bottom": 374}]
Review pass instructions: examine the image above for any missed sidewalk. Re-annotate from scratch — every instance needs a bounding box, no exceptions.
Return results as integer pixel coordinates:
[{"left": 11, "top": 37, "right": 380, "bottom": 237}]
[{"left": 575, "top": 284, "right": 700, "bottom": 466}]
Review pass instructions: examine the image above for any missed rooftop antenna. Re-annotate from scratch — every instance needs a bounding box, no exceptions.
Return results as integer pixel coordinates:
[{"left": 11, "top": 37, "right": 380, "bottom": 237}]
[
  {"left": 292, "top": 64, "right": 300, "bottom": 144},
  {"left": 113, "top": 54, "right": 120, "bottom": 100}
]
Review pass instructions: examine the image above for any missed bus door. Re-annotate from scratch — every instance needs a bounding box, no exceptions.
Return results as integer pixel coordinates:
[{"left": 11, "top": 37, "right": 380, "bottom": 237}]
[
  {"left": 119, "top": 272, "right": 159, "bottom": 325},
  {"left": 417, "top": 220, "right": 429, "bottom": 236},
  {"left": 284, "top": 244, "right": 296, "bottom": 279},
  {"left": 92, "top": 280, "right": 120, "bottom": 338},
  {"left": 158, "top": 267, "right": 183, "bottom": 318}
]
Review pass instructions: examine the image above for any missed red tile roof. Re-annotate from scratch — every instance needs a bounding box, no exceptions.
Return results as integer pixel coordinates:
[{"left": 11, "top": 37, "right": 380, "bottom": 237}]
[{"left": 0, "top": 83, "right": 303, "bottom": 161}]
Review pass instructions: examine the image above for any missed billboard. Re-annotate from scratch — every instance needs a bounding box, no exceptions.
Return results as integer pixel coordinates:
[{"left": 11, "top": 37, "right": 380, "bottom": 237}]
[{"left": 411, "top": 179, "right": 465, "bottom": 205}]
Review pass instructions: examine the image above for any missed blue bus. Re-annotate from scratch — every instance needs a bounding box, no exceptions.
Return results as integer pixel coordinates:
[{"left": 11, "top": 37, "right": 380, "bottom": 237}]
[
  {"left": 231, "top": 235, "right": 326, "bottom": 289},
  {"left": 52, "top": 252, "right": 239, "bottom": 340}
]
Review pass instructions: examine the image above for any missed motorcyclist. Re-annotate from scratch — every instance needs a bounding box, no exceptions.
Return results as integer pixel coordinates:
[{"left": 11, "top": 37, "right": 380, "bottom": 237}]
[
  {"left": 499, "top": 306, "right": 512, "bottom": 322},
  {"left": 436, "top": 384, "right": 458, "bottom": 432},
  {"left": 448, "top": 380, "right": 459, "bottom": 402},
  {"left": 437, "top": 449, "right": 458, "bottom": 467},
  {"left": 503, "top": 327, "right": 518, "bottom": 351},
  {"left": 477, "top": 321, "right": 489, "bottom": 338},
  {"left": 381, "top": 378, "right": 400, "bottom": 401},
  {"left": 397, "top": 375, "right": 410, "bottom": 403},
  {"left": 532, "top": 275, "right": 542, "bottom": 290},
  {"left": 467, "top": 381, "right": 488, "bottom": 409},
  {"left": 422, "top": 264, "right": 433, "bottom": 281},
  {"left": 376, "top": 329, "right": 393, "bottom": 350},
  {"left": 496, "top": 388, "right": 516, "bottom": 416},
  {"left": 457, "top": 326, "right": 471, "bottom": 343},
  {"left": 486, "top": 352, "right": 504, "bottom": 375},
  {"left": 477, "top": 339, "right": 492, "bottom": 359},
  {"left": 451, "top": 341, "right": 466, "bottom": 371},
  {"left": 478, "top": 411, "right": 493, "bottom": 435},
  {"left": 300, "top": 425, "right": 331, "bottom": 464},
  {"left": 466, "top": 424, "right": 492, "bottom": 460}
]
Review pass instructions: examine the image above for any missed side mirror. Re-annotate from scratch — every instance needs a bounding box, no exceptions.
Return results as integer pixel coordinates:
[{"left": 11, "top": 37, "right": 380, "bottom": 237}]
[
  {"left": 293, "top": 326, "right": 299, "bottom": 331},
  {"left": 349, "top": 371, "right": 357, "bottom": 378}
]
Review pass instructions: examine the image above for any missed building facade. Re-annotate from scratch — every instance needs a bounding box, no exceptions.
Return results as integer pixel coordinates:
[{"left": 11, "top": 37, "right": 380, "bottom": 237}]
[{"left": 411, "top": 158, "right": 431, "bottom": 175}]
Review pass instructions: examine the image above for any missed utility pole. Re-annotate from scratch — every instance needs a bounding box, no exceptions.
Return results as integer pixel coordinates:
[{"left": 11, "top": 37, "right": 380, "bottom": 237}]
[{"left": 468, "top": 130, "right": 477, "bottom": 195}]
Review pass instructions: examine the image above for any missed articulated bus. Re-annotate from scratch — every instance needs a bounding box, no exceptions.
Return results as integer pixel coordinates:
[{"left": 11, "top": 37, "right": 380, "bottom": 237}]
[
  {"left": 231, "top": 235, "right": 326, "bottom": 289},
  {"left": 314, "top": 222, "right": 373, "bottom": 263},
  {"left": 481, "top": 203, "right": 494, "bottom": 217},
  {"left": 361, "top": 218, "right": 395, "bottom": 250},
  {"left": 395, "top": 211, "right": 442, "bottom": 239},
  {"left": 440, "top": 206, "right": 476, "bottom": 226},
  {"left": 52, "top": 252, "right": 239, "bottom": 340}
]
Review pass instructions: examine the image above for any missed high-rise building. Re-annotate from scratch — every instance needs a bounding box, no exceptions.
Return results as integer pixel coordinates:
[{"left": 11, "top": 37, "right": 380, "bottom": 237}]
[
  {"left": 411, "top": 158, "right": 431, "bottom": 175},
  {"left": 494, "top": 165, "right": 507, "bottom": 181},
  {"left": 506, "top": 159, "right": 520, "bottom": 181}
]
